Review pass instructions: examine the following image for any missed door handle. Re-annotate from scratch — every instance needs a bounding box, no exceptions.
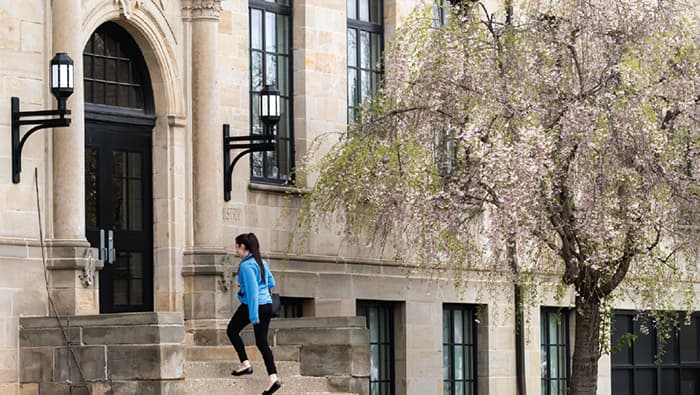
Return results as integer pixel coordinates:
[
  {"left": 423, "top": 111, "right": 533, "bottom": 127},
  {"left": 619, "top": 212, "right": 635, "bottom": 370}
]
[
  {"left": 108, "top": 230, "right": 115, "bottom": 264},
  {"left": 99, "top": 229, "right": 107, "bottom": 263}
]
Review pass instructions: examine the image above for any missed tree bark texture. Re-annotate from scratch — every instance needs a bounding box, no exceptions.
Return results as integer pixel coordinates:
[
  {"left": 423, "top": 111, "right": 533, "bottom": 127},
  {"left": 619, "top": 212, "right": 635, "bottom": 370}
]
[{"left": 569, "top": 295, "right": 602, "bottom": 395}]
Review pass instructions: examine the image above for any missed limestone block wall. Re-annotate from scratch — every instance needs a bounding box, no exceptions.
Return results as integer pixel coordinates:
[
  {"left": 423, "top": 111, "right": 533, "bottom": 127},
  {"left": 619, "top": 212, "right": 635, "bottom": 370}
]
[{"left": 18, "top": 312, "right": 186, "bottom": 395}]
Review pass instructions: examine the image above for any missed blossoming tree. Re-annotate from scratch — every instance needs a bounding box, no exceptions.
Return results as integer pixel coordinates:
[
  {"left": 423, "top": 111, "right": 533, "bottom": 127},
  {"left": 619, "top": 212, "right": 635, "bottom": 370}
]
[{"left": 296, "top": 0, "right": 699, "bottom": 393}]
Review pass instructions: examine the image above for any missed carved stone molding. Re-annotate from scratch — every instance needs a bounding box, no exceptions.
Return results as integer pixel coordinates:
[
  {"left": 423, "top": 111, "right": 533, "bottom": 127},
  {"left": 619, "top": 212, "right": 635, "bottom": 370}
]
[
  {"left": 217, "top": 255, "right": 235, "bottom": 292},
  {"left": 115, "top": 0, "right": 143, "bottom": 19},
  {"left": 78, "top": 249, "right": 97, "bottom": 288},
  {"left": 182, "top": 0, "right": 222, "bottom": 20}
]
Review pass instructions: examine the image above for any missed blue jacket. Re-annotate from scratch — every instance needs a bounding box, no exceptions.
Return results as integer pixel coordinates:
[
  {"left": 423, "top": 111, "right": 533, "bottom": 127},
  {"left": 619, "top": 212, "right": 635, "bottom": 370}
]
[{"left": 237, "top": 254, "right": 275, "bottom": 324}]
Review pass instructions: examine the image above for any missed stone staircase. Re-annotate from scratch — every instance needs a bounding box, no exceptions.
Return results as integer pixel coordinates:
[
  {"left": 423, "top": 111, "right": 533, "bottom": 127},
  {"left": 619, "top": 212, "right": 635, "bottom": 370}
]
[{"left": 184, "top": 344, "right": 357, "bottom": 395}]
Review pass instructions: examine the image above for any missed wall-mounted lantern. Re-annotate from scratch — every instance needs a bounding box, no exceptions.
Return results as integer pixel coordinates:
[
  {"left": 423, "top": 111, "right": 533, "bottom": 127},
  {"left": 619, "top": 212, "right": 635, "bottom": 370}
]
[
  {"left": 223, "top": 84, "right": 281, "bottom": 201},
  {"left": 11, "top": 52, "right": 74, "bottom": 183}
]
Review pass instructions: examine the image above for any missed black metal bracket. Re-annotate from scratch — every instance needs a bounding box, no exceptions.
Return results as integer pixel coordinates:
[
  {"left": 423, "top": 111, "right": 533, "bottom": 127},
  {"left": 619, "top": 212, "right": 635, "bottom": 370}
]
[
  {"left": 223, "top": 123, "right": 276, "bottom": 201},
  {"left": 11, "top": 96, "right": 71, "bottom": 183}
]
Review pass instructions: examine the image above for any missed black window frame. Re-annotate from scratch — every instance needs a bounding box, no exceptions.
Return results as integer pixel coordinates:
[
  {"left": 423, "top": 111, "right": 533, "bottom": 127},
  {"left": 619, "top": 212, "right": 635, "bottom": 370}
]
[
  {"left": 249, "top": 0, "right": 295, "bottom": 185},
  {"left": 278, "top": 296, "right": 305, "bottom": 318},
  {"left": 347, "top": 0, "right": 384, "bottom": 123},
  {"left": 541, "top": 308, "right": 571, "bottom": 395},
  {"left": 357, "top": 300, "right": 395, "bottom": 395},
  {"left": 443, "top": 304, "right": 478, "bottom": 395},
  {"left": 611, "top": 311, "right": 700, "bottom": 395}
]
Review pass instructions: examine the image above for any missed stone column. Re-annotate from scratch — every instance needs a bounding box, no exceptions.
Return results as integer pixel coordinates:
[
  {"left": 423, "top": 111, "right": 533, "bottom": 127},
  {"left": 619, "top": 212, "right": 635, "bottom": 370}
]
[
  {"left": 182, "top": 0, "right": 232, "bottom": 329},
  {"left": 48, "top": 0, "right": 99, "bottom": 315},
  {"left": 188, "top": 0, "right": 223, "bottom": 252}
]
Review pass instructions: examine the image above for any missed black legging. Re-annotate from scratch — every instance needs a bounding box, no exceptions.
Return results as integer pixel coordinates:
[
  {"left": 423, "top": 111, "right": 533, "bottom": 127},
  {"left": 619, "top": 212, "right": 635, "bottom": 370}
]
[{"left": 227, "top": 303, "right": 277, "bottom": 375}]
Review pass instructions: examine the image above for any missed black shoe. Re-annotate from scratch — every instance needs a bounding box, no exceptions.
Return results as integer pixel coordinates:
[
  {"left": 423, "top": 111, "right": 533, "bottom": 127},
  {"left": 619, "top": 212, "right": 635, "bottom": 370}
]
[
  {"left": 262, "top": 380, "right": 281, "bottom": 395},
  {"left": 231, "top": 366, "right": 253, "bottom": 376}
]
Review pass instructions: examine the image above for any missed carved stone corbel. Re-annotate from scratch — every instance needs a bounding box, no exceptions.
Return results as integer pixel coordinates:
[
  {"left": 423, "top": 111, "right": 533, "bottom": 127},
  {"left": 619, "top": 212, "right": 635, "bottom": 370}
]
[
  {"left": 78, "top": 249, "right": 97, "bottom": 288},
  {"left": 115, "top": 0, "right": 143, "bottom": 19},
  {"left": 218, "top": 255, "right": 235, "bottom": 292}
]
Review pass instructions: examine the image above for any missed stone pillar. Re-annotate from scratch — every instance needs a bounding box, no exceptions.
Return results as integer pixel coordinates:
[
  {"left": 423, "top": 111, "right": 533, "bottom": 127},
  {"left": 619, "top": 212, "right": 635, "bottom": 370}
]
[
  {"left": 182, "top": 0, "right": 232, "bottom": 326},
  {"left": 188, "top": 0, "right": 223, "bottom": 252},
  {"left": 49, "top": 0, "right": 99, "bottom": 315}
]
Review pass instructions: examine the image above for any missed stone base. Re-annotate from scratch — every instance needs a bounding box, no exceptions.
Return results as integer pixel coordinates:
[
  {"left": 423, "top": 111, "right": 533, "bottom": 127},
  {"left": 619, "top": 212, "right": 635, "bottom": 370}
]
[
  {"left": 46, "top": 242, "right": 103, "bottom": 316},
  {"left": 182, "top": 251, "right": 236, "bottom": 321},
  {"left": 19, "top": 312, "right": 185, "bottom": 394}
]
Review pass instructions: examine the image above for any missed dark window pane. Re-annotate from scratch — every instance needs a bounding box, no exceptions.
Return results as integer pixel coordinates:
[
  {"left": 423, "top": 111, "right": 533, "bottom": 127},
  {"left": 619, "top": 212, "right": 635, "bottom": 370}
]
[
  {"left": 635, "top": 369, "right": 657, "bottom": 395},
  {"left": 634, "top": 321, "right": 656, "bottom": 365},
  {"left": 371, "top": 32, "right": 381, "bottom": 69},
  {"left": 118, "top": 60, "right": 129, "bottom": 82},
  {"left": 662, "top": 329, "right": 679, "bottom": 363},
  {"left": 679, "top": 319, "right": 698, "bottom": 362},
  {"left": 85, "top": 80, "right": 93, "bottom": 103},
  {"left": 106, "top": 83, "right": 117, "bottom": 106},
  {"left": 612, "top": 370, "right": 632, "bottom": 395},
  {"left": 680, "top": 368, "right": 700, "bottom": 395},
  {"left": 361, "top": 70, "right": 370, "bottom": 101},
  {"left": 370, "top": 0, "right": 382, "bottom": 24},
  {"left": 128, "top": 179, "right": 142, "bottom": 231},
  {"left": 612, "top": 315, "right": 633, "bottom": 365},
  {"left": 662, "top": 369, "right": 679, "bottom": 395},
  {"left": 278, "top": 56, "right": 289, "bottom": 96},
  {"left": 252, "top": 151, "right": 263, "bottom": 177},
  {"left": 106, "top": 59, "right": 117, "bottom": 81},
  {"left": 118, "top": 85, "right": 130, "bottom": 107},
  {"left": 95, "top": 82, "right": 105, "bottom": 104},
  {"left": 277, "top": 14, "right": 289, "bottom": 55},
  {"left": 95, "top": 56, "right": 105, "bottom": 80},
  {"left": 105, "top": 34, "right": 118, "bottom": 57}
]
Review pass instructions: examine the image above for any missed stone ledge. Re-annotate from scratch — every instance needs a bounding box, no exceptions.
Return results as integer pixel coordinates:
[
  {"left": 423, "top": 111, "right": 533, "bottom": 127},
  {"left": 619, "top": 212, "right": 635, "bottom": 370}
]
[{"left": 19, "top": 312, "right": 184, "bottom": 330}]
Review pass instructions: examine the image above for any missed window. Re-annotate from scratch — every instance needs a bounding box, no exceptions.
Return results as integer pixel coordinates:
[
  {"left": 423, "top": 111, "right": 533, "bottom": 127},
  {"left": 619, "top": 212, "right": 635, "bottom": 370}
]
[
  {"left": 611, "top": 312, "right": 700, "bottom": 395},
  {"left": 434, "top": 125, "right": 457, "bottom": 180},
  {"left": 278, "top": 297, "right": 305, "bottom": 318},
  {"left": 433, "top": 0, "right": 452, "bottom": 27},
  {"left": 357, "top": 300, "right": 395, "bottom": 395},
  {"left": 347, "top": 0, "right": 383, "bottom": 123},
  {"left": 443, "top": 304, "right": 478, "bottom": 395},
  {"left": 249, "top": 0, "right": 293, "bottom": 183},
  {"left": 541, "top": 308, "right": 570, "bottom": 395},
  {"left": 83, "top": 23, "right": 149, "bottom": 110}
]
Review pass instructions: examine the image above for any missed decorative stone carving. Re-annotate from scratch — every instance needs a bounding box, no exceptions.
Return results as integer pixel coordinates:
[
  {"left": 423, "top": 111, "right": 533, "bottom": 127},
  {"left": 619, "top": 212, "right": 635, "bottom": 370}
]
[
  {"left": 79, "top": 249, "right": 97, "bottom": 288},
  {"left": 115, "top": 0, "right": 143, "bottom": 19},
  {"left": 182, "top": 0, "right": 222, "bottom": 19},
  {"left": 218, "top": 255, "right": 235, "bottom": 292}
]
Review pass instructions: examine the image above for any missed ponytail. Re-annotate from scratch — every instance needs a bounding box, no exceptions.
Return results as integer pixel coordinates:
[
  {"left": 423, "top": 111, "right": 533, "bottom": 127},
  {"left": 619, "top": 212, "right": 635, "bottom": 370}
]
[{"left": 235, "top": 233, "right": 266, "bottom": 283}]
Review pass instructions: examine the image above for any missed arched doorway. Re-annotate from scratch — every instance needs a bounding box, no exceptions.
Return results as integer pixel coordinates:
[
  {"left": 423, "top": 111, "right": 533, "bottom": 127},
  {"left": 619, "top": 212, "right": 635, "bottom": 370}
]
[{"left": 84, "top": 22, "right": 155, "bottom": 313}]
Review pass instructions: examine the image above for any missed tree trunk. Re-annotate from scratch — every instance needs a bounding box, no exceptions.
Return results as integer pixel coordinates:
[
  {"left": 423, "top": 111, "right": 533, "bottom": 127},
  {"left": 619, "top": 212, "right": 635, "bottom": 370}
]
[{"left": 569, "top": 295, "right": 602, "bottom": 395}]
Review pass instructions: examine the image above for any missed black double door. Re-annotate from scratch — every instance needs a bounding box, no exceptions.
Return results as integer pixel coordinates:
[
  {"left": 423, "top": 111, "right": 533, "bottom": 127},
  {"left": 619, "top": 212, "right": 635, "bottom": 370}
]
[{"left": 85, "top": 118, "right": 153, "bottom": 313}]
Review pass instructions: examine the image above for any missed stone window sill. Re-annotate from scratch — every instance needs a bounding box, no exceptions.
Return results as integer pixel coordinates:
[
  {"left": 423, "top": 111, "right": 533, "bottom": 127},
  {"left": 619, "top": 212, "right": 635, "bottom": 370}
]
[{"left": 247, "top": 182, "right": 309, "bottom": 196}]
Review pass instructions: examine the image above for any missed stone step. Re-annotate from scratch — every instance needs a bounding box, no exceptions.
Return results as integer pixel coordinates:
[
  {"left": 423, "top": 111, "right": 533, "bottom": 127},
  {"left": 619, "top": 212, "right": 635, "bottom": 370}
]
[
  {"left": 184, "top": 376, "right": 339, "bottom": 394},
  {"left": 186, "top": 360, "right": 301, "bottom": 378},
  {"left": 187, "top": 344, "right": 300, "bottom": 362}
]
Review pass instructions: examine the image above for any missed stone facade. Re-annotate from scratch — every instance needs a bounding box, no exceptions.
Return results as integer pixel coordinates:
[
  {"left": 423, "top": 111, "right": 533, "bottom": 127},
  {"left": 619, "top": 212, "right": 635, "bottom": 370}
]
[{"left": 0, "top": 1, "right": 699, "bottom": 395}]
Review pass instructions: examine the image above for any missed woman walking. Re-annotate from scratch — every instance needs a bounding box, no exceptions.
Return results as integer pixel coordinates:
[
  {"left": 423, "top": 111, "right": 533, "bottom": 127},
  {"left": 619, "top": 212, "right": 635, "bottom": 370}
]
[{"left": 227, "top": 233, "right": 282, "bottom": 395}]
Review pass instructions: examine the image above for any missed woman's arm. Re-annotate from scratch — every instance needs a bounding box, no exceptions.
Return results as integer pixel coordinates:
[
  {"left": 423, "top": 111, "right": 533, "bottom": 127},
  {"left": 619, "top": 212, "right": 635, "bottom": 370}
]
[{"left": 241, "top": 263, "right": 260, "bottom": 324}]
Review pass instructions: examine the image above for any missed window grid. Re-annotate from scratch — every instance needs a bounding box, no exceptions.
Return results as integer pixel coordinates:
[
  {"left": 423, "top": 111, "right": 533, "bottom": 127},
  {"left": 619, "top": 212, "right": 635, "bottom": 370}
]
[
  {"left": 347, "top": 0, "right": 383, "bottom": 123},
  {"left": 84, "top": 28, "right": 145, "bottom": 109},
  {"left": 611, "top": 312, "right": 700, "bottom": 395},
  {"left": 357, "top": 300, "right": 395, "bottom": 395},
  {"left": 443, "top": 304, "right": 477, "bottom": 395},
  {"left": 249, "top": 0, "right": 294, "bottom": 184},
  {"left": 541, "top": 308, "right": 570, "bottom": 395}
]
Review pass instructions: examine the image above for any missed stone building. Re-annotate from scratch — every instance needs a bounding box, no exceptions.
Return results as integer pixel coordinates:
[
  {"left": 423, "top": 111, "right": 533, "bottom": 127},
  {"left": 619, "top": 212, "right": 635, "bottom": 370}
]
[{"left": 0, "top": 0, "right": 698, "bottom": 395}]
